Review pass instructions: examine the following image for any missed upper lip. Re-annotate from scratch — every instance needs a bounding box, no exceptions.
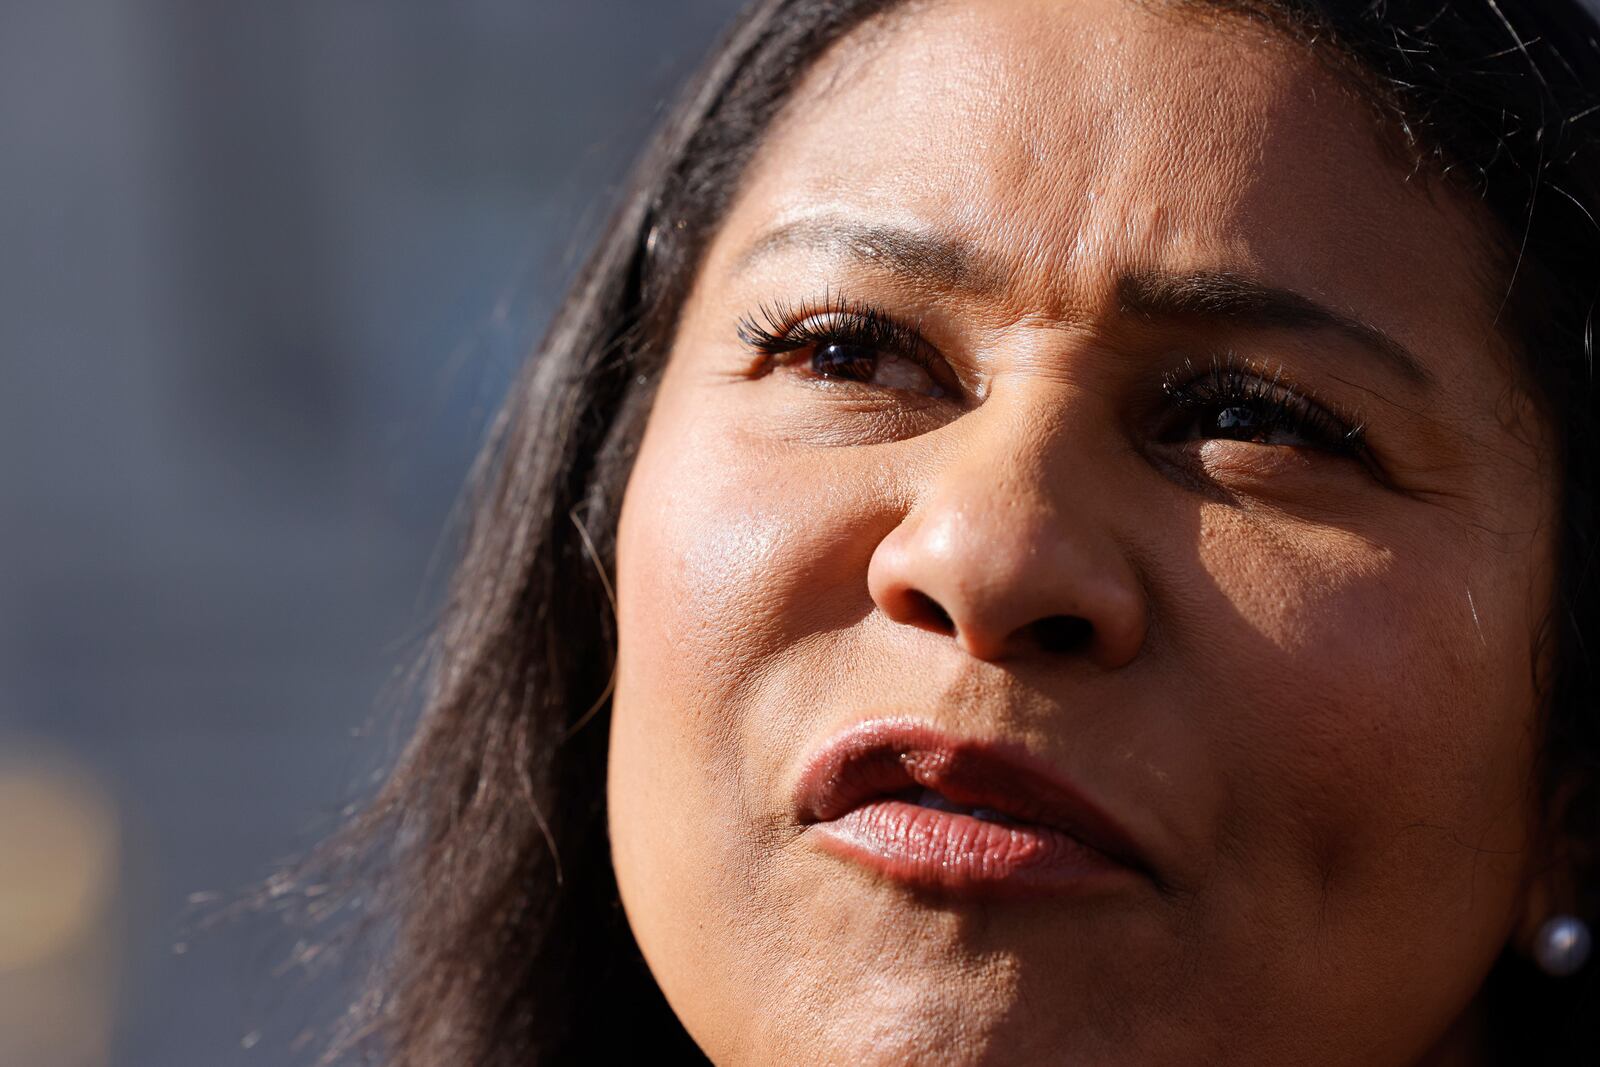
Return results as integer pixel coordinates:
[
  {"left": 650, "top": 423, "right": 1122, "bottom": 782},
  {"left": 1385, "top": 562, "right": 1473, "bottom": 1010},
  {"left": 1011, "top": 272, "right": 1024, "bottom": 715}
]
[{"left": 793, "top": 717, "right": 1155, "bottom": 878}]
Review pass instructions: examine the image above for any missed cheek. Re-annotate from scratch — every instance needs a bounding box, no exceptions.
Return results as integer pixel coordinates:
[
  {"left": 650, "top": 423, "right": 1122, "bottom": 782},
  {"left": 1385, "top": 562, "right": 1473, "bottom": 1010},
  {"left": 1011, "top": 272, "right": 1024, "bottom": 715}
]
[
  {"left": 616, "top": 424, "right": 874, "bottom": 727},
  {"left": 1179, "top": 503, "right": 1538, "bottom": 986},
  {"left": 608, "top": 405, "right": 886, "bottom": 1040}
]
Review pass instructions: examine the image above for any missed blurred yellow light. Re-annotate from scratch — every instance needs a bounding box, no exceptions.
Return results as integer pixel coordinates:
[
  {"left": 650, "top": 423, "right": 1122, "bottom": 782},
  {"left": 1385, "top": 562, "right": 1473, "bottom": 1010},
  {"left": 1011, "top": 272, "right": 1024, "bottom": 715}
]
[{"left": 0, "top": 756, "right": 118, "bottom": 971}]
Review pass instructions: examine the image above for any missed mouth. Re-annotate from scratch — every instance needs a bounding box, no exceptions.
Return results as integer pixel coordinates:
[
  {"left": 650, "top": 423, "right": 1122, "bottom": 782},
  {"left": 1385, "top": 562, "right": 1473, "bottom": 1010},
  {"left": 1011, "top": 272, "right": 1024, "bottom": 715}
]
[{"left": 794, "top": 718, "right": 1153, "bottom": 898}]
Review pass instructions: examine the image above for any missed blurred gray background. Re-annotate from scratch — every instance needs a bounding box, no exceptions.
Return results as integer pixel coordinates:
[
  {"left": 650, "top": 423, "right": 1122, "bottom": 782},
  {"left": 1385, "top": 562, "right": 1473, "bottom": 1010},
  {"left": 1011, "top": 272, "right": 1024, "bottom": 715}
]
[{"left": 0, "top": 2, "right": 742, "bottom": 1064}]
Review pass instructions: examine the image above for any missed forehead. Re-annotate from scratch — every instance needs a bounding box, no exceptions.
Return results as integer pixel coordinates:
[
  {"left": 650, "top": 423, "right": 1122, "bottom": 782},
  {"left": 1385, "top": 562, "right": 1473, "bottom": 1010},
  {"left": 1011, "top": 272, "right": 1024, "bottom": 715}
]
[{"left": 717, "top": 0, "right": 1501, "bottom": 342}]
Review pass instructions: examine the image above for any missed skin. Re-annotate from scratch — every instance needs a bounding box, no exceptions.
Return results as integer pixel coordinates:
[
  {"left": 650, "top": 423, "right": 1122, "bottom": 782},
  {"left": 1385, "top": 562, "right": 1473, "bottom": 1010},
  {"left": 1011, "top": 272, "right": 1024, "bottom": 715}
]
[{"left": 608, "top": 0, "right": 1564, "bottom": 1062}]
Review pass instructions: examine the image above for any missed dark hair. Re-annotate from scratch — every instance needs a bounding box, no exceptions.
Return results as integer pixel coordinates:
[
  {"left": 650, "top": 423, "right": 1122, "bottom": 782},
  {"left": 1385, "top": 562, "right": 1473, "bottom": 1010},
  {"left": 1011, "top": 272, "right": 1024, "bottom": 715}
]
[{"left": 290, "top": 1, "right": 1600, "bottom": 1063}]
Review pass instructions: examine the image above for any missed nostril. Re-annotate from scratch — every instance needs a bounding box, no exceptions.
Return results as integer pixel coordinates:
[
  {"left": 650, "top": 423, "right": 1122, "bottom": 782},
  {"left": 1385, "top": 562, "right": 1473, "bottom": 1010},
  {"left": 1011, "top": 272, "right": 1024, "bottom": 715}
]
[
  {"left": 1031, "top": 615, "right": 1093, "bottom": 653},
  {"left": 905, "top": 590, "right": 955, "bottom": 635}
]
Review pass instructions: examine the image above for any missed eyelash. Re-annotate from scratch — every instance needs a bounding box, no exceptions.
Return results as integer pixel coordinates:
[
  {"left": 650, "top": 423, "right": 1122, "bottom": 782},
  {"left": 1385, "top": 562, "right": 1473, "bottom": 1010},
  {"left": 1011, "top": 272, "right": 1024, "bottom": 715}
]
[
  {"left": 1160, "top": 353, "right": 1370, "bottom": 459},
  {"left": 735, "top": 295, "right": 1369, "bottom": 458},
  {"left": 735, "top": 293, "right": 950, "bottom": 396}
]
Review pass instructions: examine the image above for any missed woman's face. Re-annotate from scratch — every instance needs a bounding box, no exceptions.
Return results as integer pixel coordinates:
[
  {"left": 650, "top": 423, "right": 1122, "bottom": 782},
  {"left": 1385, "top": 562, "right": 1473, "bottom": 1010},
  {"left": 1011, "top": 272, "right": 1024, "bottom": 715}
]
[{"left": 609, "top": 0, "right": 1559, "bottom": 1063}]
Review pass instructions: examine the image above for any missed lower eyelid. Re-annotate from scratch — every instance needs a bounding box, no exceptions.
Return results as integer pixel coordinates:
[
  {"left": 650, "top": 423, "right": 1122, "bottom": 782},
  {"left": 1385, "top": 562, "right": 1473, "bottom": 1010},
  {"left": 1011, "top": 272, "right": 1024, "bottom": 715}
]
[{"left": 1193, "top": 438, "right": 1318, "bottom": 471}]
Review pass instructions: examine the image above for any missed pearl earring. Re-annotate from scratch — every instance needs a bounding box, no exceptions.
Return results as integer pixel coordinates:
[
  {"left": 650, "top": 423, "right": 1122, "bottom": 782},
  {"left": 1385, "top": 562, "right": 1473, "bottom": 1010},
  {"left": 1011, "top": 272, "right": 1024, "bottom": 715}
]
[{"left": 1534, "top": 915, "right": 1592, "bottom": 977}]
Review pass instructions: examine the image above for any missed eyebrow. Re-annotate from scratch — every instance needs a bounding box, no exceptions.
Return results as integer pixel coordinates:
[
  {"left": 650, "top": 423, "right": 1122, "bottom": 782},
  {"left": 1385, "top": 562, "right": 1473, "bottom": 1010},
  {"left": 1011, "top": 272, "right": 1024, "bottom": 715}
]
[
  {"left": 734, "top": 217, "right": 1003, "bottom": 293},
  {"left": 1116, "top": 270, "right": 1433, "bottom": 387},
  {"left": 733, "top": 217, "right": 1435, "bottom": 389}
]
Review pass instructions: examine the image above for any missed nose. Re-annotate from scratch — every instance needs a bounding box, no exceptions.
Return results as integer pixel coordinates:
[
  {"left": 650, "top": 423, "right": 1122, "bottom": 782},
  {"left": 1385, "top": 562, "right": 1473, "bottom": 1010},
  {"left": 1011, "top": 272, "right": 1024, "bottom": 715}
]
[{"left": 866, "top": 430, "right": 1149, "bottom": 670}]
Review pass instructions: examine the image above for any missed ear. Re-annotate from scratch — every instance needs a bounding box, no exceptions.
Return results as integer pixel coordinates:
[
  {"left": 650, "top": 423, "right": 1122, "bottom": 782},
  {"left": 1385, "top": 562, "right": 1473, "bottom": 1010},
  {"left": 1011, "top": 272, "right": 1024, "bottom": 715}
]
[
  {"left": 1507, "top": 771, "right": 1590, "bottom": 962},
  {"left": 1510, "top": 867, "right": 1571, "bottom": 960}
]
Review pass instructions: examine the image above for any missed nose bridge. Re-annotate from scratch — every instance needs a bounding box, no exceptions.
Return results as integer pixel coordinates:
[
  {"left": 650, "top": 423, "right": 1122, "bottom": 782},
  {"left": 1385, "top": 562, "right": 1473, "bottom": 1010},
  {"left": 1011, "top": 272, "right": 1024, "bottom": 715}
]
[{"left": 866, "top": 399, "right": 1148, "bottom": 669}]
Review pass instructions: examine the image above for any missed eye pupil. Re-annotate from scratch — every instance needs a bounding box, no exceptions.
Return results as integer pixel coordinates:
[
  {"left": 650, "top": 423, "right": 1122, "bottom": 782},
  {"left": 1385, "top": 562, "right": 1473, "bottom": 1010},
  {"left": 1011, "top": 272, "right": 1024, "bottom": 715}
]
[
  {"left": 812, "top": 342, "right": 878, "bottom": 382},
  {"left": 1214, "top": 406, "right": 1258, "bottom": 434}
]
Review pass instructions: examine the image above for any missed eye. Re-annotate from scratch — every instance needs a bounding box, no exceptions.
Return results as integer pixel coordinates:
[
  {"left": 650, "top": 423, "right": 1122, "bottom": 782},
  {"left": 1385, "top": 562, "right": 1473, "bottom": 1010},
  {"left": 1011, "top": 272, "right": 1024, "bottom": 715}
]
[
  {"left": 1158, "top": 355, "right": 1368, "bottom": 458},
  {"left": 736, "top": 296, "right": 955, "bottom": 399},
  {"left": 803, "top": 340, "right": 948, "bottom": 395}
]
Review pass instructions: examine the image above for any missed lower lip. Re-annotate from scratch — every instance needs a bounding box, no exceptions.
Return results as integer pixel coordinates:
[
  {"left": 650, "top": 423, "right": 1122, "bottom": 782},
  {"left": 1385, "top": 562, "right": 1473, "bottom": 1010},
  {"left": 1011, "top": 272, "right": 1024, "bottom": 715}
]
[{"left": 809, "top": 799, "right": 1135, "bottom": 897}]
